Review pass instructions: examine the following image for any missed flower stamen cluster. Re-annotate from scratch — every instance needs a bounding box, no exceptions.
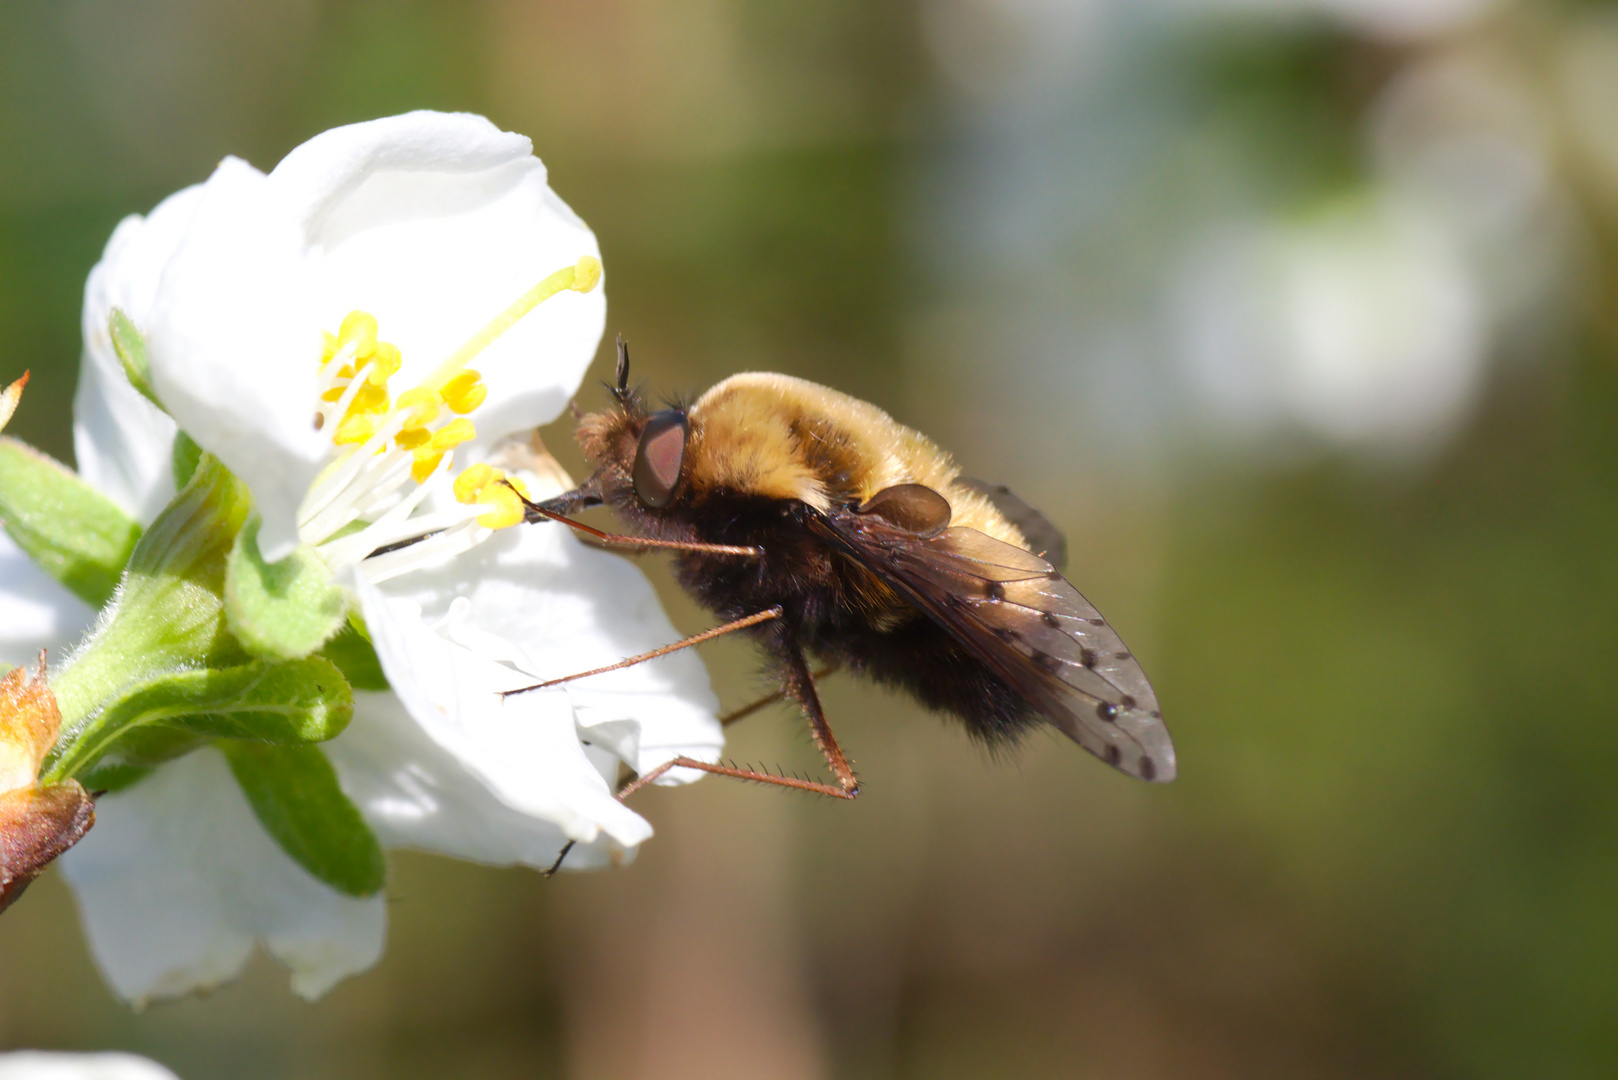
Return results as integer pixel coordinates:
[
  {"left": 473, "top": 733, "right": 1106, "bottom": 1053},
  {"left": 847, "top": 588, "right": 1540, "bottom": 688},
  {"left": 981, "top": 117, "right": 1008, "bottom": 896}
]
[{"left": 297, "top": 256, "right": 599, "bottom": 583}]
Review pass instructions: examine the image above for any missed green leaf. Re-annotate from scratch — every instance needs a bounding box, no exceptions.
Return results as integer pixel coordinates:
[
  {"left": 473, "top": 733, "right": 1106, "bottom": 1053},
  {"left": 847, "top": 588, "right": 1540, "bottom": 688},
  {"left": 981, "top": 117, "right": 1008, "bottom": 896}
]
[
  {"left": 225, "top": 514, "right": 348, "bottom": 661},
  {"left": 222, "top": 742, "right": 385, "bottom": 897},
  {"left": 171, "top": 431, "right": 202, "bottom": 488},
  {"left": 320, "top": 621, "right": 389, "bottom": 692},
  {"left": 109, "top": 308, "right": 161, "bottom": 407},
  {"left": 0, "top": 437, "right": 142, "bottom": 607},
  {"left": 48, "top": 454, "right": 252, "bottom": 733},
  {"left": 43, "top": 656, "right": 354, "bottom": 782}
]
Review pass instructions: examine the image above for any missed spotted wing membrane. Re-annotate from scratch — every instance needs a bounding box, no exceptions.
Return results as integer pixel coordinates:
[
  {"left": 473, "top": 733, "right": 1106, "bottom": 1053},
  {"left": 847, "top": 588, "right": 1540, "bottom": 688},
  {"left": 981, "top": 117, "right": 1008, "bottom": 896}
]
[{"left": 812, "top": 504, "right": 1175, "bottom": 782}]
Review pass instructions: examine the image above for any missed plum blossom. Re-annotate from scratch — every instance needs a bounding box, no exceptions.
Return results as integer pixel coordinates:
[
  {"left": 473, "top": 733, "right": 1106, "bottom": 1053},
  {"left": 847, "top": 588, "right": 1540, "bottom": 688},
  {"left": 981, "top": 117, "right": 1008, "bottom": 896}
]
[{"left": 1, "top": 112, "right": 723, "bottom": 1003}]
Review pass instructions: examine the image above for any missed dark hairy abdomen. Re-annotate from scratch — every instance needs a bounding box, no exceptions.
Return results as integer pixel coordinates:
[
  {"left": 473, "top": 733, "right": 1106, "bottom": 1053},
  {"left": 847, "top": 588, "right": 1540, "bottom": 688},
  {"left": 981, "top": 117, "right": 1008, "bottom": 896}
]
[{"left": 667, "top": 491, "right": 1040, "bottom": 747}]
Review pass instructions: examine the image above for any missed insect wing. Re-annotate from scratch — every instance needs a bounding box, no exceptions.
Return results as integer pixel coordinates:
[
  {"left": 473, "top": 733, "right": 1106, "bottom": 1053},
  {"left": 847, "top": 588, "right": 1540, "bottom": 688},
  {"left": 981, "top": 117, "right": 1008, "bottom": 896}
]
[
  {"left": 957, "top": 478, "right": 1069, "bottom": 570},
  {"left": 812, "top": 511, "right": 1175, "bottom": 782}
]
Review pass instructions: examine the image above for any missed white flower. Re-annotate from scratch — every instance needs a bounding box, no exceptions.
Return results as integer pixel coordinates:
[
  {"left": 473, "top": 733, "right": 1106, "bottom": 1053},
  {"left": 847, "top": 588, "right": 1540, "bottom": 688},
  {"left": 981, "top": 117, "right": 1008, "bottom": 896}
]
[
  {"left": 0, "top": 111, "right": 725, "bottom": 1003},
  {"left": 0, "top": 1052, "right": 180, "bottom": 1080}
]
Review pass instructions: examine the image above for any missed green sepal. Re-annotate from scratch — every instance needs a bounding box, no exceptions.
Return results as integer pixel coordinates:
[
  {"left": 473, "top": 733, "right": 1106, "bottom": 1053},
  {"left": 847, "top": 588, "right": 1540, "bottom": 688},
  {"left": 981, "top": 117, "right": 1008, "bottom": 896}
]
[
  {"left": 78, "top": 761, "right": 153, "bottom": 794},
  {"left": 42, "top": 655, "right": 354, "bottom": 782},
  {"left": 0, "top": 437, "right": 142, "bottom": 607},
  {"left": 320, "top": 622, "right": 389, "bottom": 692},
  {"left": 48, "top": 454, "right": 252, "bottom": 738},
  {"left": 222, "top": 742, "right": 385, "bottom": 897},
  {"left": 171, "top": 432, "right": 203, "bottom": 488},
  {"left": 225, "top": 515, "right": 348, "bottom": 661},
  {"left": 109, "top": 308, "right": 161, "bottom": 408}
]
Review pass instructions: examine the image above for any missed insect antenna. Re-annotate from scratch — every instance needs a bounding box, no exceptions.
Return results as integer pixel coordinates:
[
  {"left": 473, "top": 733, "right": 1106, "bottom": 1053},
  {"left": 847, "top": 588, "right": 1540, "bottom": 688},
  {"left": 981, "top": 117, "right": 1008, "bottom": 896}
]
[{"left": 610, "top": 334, "right": 641, "bottom": 412}]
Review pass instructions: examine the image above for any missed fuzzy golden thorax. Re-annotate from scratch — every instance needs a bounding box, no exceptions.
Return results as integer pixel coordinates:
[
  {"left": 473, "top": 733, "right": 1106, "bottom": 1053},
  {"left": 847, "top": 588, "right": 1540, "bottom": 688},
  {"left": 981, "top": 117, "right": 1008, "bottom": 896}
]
[{"left": 576, "top": 372, "right": 1029, "bottom": 549}]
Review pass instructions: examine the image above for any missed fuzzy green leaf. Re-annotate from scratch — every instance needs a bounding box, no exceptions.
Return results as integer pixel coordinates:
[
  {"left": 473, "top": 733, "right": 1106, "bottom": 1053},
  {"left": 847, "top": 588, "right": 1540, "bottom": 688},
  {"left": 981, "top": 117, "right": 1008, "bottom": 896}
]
[
  {"left": 319, "top": 621, "right": 389, "bottom": 692},
  {"left": 43, "top": 656, "right": 354, "bottom": 782},
  {"left": 47, "top": 454, "right": 252, "bottom": 737},
  {"left": 0, "top": 437, "right": 141, "bottom": 607},
  {"left": 222, "top": 742, "right": 385, "bottom": 897},
  {"left": 225, "top": 515, "right": 348, "bottom": 661}
]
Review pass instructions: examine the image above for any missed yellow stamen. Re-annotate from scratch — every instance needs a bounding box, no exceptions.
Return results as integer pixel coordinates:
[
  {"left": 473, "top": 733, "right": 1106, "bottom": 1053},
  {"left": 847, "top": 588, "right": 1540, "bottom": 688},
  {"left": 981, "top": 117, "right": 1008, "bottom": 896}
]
[
  {"left": 350, "top": 382, "right": 390, "bottom": 413},
  {"left": 453, "top": 462, "right": 499, "bottom": 503},
  {"left": 394, "top": 426, "right": 432, "bottom": 450},
  {"left": 450, "top": 465, "right": 530, "bottom": 530},
  {"left": 418, "top": 256, "right": 602, "bottom": 394},
  {"left": 369, "top": 341, "right": 402, "bottom": 384},
  {"left": 395, "top": 387, "right": 440, "bottom": 429},
  {"left": 332, "top": 413, "right": 377, "bottom": 445},
  {"left": 429, "top": 418, "right": 476, "bottom": 451},
  {"left": 411, "top": 450, "right": 445, "bottom": 483},
  {"left": 476, "top": 484, "right": 525, "bottom": 529},
  {"left": 441, "top": 370, "right": 487, "bottom": 415},
  {"left": 338, "top": 311, "right": 379, "bottom": 358}
]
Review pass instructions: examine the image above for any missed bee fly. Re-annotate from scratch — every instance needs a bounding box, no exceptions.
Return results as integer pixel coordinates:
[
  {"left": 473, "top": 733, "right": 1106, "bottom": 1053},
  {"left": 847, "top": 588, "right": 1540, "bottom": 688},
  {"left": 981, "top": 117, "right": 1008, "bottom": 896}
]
[{"left": 506, "top": 338, "right": 1175, "bottom": 822}]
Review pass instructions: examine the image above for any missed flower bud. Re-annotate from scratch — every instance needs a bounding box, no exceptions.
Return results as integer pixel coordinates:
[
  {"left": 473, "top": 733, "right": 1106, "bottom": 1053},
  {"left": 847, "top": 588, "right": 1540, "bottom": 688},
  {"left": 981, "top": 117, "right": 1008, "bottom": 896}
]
[{"left": 0, "top": 656, "right": 95, "bottom": 913}]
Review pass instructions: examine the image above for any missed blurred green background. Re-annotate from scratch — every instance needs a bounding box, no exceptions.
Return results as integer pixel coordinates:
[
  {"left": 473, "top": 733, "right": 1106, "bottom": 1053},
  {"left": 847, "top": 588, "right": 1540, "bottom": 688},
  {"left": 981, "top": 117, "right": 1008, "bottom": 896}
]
[{"left": 5, "top": 0, "right": 1618, "bottom": 1076}]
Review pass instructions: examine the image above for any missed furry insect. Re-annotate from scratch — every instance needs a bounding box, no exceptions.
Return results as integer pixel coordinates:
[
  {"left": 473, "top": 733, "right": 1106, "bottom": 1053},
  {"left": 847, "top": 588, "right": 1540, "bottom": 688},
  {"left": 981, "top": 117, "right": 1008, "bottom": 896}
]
[{"left": 507, "top": 339, "right": 1176, "bottom": 807}]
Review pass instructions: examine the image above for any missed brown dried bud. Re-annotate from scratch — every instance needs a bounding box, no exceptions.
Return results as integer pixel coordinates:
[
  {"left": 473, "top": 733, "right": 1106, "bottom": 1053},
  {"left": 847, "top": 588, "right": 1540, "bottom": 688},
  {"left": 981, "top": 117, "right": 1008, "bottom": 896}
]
[
  {"left": 0, "top": 652, "right": 95, "bottom": 913},
  {"left": 0, "top": 780, "right": 94, "bottom": 912},
  {"left": 0, "top": 652, "right": 61, "bottom": 792}
]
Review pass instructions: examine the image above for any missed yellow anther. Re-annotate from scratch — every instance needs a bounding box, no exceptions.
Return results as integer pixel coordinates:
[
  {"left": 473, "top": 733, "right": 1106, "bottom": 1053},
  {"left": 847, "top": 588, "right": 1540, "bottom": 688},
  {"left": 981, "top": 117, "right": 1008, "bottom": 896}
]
[
  {"left": 369, "top": 341, "right": 402, "bottom": 384},
  {"left": 476, "top": 484, "right": 525, "bottom": 529},
  {"left": 394, "top": 426, "right": 431, "bottom": 450},
  {"left": 333, "top": 413, "right": 377, "bottom": 445},
  {"left": 411, "top": 449, "right": 446, "bottom": 483},
  {"left": 441, "top": 370, "right": 487, "bottom": 415},
  {"left": 570, "top": 255, "right": 602, "bottom": 294},
  {"left": 338, "top": 311, "right": 379, "bottom": 358},
  {"left": 396, "top": 386, "right": 441, "bottom": 429},
  {"left": 453, "top": 462, "right": 499, "bottom": 503},
  {"left": 506, "top": 474, "right": 531, "bottom": 500},
  {"left": 430, "top": 418, "right": 476, "bottom": 451},
  {"left": 350, "top": 381, "right": 389, "bottom": 413},
  {"left": 320, "top": 385, "right": 347, "bottom": 403},
  {"left": 320, "top": 330, "right": 339, "bottom": 362}
]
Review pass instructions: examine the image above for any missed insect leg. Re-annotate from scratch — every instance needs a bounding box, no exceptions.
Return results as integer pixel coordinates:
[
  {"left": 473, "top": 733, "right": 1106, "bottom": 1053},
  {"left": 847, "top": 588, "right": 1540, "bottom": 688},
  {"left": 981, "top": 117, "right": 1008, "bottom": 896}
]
[
  {"left": 509, "top": 484, "right": 763, "bottom": 558},
  {"left": 718, "top": 664, "right": 839, "bottom": 726},
  {"left": 542, "top": 657, "right": 844, "bottom": 878},
  {"left": 616, "top": 655, "right": 858, "bottom": 801},
  {"left": 616, "top": 755, "right": 857, "bottom": 801},
  {"left": 778, "top": 642, "right": 860, "bottom": 795},
  {"left": 501, "top": 607, "right": 784, "bottom": 698}
]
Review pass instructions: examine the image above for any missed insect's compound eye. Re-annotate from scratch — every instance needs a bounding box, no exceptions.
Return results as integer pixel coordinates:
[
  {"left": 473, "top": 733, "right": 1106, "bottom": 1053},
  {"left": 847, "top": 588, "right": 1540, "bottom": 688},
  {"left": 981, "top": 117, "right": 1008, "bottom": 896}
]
[{"left": 632, "top": 409, "right": 689, "bottom": 508}]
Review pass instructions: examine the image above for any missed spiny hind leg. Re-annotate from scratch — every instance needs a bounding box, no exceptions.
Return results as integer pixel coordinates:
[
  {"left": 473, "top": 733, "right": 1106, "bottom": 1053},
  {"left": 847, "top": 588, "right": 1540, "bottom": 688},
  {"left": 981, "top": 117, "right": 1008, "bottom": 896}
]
[
  {"left": 718, "top": 663, "right": 839, "bottom": 727},
  {"left": 543, "top": 647, "right": 856, "bottom": 876}
]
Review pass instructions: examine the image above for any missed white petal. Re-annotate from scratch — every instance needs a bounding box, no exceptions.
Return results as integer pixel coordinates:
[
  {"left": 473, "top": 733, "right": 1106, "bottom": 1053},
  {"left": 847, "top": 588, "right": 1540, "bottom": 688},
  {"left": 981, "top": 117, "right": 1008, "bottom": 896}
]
[
  {"left": 325, "top": 691, "right": 629, "bottom": 870},
  {"left": 144, "top": 157, "right": 327, "bottom": 562},
  {"left": 0, "top": 528, "right": 95, "bottom": 670},
  {"left": 273, "top": 111, "right": 604, "bottom": 445},
  {"left": 75, "top": 188, "right": 200, "bottom": 525},
  {"left": 353, "top": 571, "right": 655, "bottom": 850},
  {"left": 0, "top": 1052, "right": 180, "bottom": 1080},
  {"left": 59, "top": 748, "right": 385, "bottom": 1004},
  {"left": 267, "top": 111, "right": 534, "bottom": 233},
  {"left": 374, "top": 520, "right": 724, "bottom": 784}
]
